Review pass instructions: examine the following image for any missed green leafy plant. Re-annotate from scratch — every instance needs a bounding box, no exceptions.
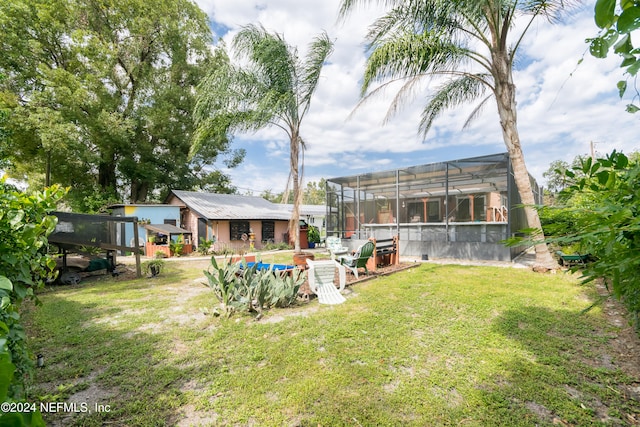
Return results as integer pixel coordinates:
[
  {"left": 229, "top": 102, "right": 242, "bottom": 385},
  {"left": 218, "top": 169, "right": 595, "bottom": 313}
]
[
  {"left": 202, "top": 256, "right": 245, "bottom": 317},
  {"left": 0, "top": 178, "right": 64, "bottom": 425},
  {"left": 169, "top": 236, "right": 184, "bottom": 257},
  {"left": 261, "top": 242, "right": 291, "bottom": 251},
  {"left": 197, "top": 237, "right": 215, "bottom": 255},
  {"left": 141, "top": 259, "right": 166, "bottom": 277},
  {"left": 551, "top": 151, "right": 640, "bottom": 329},
  {"left": 267, "top": 268, "right": 305, "bottom": 308},
  {"left": 590, "top": 0, "right": 640, "bottom": 112},
  {"left": 307, "top": 225, "right": 320, "bottom": 244}
]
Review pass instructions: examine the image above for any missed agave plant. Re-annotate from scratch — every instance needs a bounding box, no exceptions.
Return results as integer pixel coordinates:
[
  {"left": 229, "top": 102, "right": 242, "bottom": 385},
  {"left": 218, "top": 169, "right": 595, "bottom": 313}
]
[
  {"left": 203, "top": 257, "right": 307, "bottom": 319},
  {"left": 267, "top": 269, "right": 306, "bottom": 308},
  {"left": 203, "top": 256, "right": 244, "bottom": 316}
]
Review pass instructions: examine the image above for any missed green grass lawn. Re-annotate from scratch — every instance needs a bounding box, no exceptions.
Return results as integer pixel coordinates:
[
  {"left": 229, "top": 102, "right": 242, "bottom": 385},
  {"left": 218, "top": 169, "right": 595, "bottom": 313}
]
[{"left": 23, "top": 261, "right": 639, "bottom": 426}]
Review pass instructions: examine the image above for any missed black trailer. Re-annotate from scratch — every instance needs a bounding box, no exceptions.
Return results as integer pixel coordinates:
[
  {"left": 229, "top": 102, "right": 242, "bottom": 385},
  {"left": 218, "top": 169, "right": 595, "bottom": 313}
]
[{"left": 49, "top": 211, "right": 142, "bottom": 283}]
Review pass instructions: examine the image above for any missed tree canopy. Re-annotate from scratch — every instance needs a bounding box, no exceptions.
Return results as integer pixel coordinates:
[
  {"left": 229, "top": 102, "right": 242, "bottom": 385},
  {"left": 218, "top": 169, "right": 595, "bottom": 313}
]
[
  {"left": 260, "top": 179, "right": 327, "bottom": 205},
  {"left": 0, "top": 0, "right": 239, "bottom": 211}
]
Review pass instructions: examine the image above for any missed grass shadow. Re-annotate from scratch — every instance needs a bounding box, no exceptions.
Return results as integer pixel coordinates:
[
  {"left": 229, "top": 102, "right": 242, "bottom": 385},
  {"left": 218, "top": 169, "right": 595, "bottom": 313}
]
[{"left": 488, "top": 305, "right": 640, "bottom": 426}]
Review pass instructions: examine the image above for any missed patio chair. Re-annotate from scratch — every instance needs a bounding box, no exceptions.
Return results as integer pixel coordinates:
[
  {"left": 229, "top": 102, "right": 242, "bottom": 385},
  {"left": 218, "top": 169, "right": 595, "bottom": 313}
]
[
  {"left": 339, "top": 241, "right": 375, "bottom": 279},
  {"left": 326, "top": 236, "right": 349, "bottom": 260},
  {"left": 306, "top": 259, "right": 346, "bottom": 305}
]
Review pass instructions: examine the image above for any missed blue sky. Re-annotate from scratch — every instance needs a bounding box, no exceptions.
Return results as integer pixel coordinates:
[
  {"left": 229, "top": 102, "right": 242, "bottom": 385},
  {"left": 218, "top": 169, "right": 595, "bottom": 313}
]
[{"left": 193, "top": 0, "right": 639, "bottom": 195}]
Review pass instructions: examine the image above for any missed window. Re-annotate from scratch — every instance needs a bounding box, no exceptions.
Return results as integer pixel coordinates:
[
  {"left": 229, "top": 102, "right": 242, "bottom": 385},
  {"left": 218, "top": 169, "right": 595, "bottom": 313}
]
[
  {"left": 164, "top": 219, "right": 177, "bottom": 226},
  {"left": 407, "top": 202, "right": 423, "bottom": 222},
  {"left": 230, "top": 221, "right": 250, "bottom": 240},
  {"left": 455, "top": 195, "right": 486, "bottom": 222},
  {"left": 427, "top": 199, "right": 441, "bottom": 222},
  {"left": 455, "top": 197, "right": 471, "bottom": 222},
  {"left": 473, "top": 195, "right": 486, "bottom": 221},
  {"left": 262, "top": 221, "right": 275, "bottom": 242}
]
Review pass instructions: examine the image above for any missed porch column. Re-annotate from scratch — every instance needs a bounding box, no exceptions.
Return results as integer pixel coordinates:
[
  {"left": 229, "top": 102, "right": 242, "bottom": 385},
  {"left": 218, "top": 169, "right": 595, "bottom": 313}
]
[{"left": 422, "top": 198, "right": 428, "bottom": 222}]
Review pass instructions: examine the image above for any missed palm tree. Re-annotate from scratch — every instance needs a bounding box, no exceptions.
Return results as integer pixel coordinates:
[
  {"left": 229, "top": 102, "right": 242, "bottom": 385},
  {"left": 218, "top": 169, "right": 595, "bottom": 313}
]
[
  {"left": 339, "top": 0, "right": 570, "bottom": 269},
  {"left": 193, "top": 24, "right": 334, "bottom": 252}
]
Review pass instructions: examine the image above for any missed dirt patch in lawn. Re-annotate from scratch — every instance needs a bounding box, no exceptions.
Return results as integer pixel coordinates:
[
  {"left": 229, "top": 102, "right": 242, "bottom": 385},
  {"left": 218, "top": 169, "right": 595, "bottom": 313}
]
[{"left": 595, "top": 281, "right": 640, "bottom": 381}]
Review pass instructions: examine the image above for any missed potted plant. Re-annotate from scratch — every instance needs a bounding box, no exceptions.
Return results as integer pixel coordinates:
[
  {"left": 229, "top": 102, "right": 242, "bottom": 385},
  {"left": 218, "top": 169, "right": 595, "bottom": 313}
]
[
  {"left": 142, "top": 259, "right": 165, "bottom": 277},
  {"left": 307, "top": 225, "right": 320, "bottom": 249}
]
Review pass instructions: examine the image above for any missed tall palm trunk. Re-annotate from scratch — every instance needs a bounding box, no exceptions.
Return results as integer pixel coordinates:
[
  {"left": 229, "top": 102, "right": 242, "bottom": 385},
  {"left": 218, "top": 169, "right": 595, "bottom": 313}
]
[
  {"left": 289, "top": 133, "right": 301, "bottom": 252},
  {"left": 492, "top": 51, "right": 557, "bottom": 269}
]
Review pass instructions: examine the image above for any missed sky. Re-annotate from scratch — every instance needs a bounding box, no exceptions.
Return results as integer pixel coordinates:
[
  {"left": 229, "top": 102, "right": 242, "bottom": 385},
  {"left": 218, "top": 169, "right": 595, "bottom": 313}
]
[{"left": 192, "top": 0, "right": 639, "bottom": 196}]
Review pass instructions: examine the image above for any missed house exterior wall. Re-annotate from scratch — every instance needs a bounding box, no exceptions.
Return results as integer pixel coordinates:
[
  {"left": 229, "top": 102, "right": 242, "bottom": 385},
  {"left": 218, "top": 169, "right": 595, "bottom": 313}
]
[
  {"left": 204, "top": 219, "right": 289, "bottom": 252},
  {"left": 177, "top": 204, "right": 201, "bottom": 243}
]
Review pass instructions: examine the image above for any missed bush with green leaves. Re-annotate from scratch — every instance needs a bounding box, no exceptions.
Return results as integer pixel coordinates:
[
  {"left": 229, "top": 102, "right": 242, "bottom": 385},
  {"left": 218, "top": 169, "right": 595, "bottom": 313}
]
[
  {"left": 260, "top": 241, "right": 291, "bottom": 251},
  {"left": 169, "top": 236, "right": 185, "bottom": 257},
  {"left": 197, "top": 237, "right": 215, "bottom": 255},
  {"left": 203, "top": 257, "right": 305, "bottom": 319},
  {"left": 0, "top": 178, "right": 64, "bottom": 425},
  {"left": 307, "top": 225, "right": 320, "bottom": 244},
  {"left": 553, "top": 151, "right": 640, "bottom": 329}
]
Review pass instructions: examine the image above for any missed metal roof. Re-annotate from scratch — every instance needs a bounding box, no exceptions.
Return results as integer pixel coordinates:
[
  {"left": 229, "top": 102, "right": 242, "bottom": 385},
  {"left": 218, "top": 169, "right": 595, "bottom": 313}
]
[
  {"left": 278, "top": 204, "right": 326, "bottom": 216},
  {"left": 169, "top": 190, "right": 291, "bottom": 220}
]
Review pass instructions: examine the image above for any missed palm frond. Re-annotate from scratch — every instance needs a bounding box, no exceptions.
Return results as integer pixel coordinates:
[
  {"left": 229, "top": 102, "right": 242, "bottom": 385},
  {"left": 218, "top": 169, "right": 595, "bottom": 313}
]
[
  {"left": 462, "top": 94, "right": 492, "bottom": 129},
  {"left": 418, "top": 74, "right": 488, "bottom": 137},
  {"left": 517, "top": 0, "right": 579, "bottom": 22},
  {"left": 362, "top": 31, "right": 469, "bottom": 94},
  {"left": 233, "top": 24, "right": 296, "bottom": 99},
  {"left": 299, "top": 31, "right": 334, "bottom": 118},
  {"left": 338, "top": 0, "right": 403, "bottom": 22}
]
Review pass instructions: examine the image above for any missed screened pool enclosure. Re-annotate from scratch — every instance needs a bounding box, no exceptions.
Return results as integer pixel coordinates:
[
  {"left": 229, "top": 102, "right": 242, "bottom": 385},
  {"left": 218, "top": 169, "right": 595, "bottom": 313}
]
[{"left": 325, "top": 153, "right": 543, "bottom": 261}]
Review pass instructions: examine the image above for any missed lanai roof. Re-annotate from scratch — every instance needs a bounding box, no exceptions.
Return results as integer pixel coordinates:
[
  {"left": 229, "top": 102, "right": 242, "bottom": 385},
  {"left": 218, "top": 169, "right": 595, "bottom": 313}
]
[{"left": 327, "top": 152, "right": 512, "bottom": 199}]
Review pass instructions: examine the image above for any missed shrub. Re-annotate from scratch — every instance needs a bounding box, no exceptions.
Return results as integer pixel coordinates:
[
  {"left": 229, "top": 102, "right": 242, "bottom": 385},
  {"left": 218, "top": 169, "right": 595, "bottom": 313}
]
[
  {"left": 261, "top": 242, "right": 292, "bottom": 251},
  {"left": 169, "top": 235, "right": 184, "bottom": 256},
  {"left": 197, "top": 237, "right": 215, "bottom": 255},
  {"left": 307, "top": 226, "right": 320, "bottom": 244},
  {"left": 0, "top": 178, "right": 64, "bottom": 425},
  {"left": 555, "top": 151, "right": 640, "bottom": 330}
]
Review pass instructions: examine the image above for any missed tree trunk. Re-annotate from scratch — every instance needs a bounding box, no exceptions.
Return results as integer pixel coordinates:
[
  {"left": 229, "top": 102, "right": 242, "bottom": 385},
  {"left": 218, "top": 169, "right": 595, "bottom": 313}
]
[
  {"left": 492, "top": 53, "right": 558, "bottom": 270},
  {"left": 130, "top": 179, "right": 149, "bottom": 203},
  {"left": 289, "top": 133, "right": 301, "bottom": 253},
  {"left": 98, "top": 151, "right": 117, "bottom": 193}
]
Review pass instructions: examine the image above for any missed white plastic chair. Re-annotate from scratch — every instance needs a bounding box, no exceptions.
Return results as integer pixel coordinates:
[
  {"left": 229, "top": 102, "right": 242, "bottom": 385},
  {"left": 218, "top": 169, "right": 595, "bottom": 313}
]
[{"left": 306, "top": 259, "right": 347, "bottom": 305}]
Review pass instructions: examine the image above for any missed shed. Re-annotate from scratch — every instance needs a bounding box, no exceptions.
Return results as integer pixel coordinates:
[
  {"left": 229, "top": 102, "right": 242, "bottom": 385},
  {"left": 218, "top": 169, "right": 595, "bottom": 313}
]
[{"left": 143, "top": 223, "right": 193, "bottom": 258}]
